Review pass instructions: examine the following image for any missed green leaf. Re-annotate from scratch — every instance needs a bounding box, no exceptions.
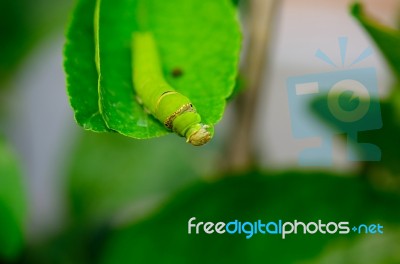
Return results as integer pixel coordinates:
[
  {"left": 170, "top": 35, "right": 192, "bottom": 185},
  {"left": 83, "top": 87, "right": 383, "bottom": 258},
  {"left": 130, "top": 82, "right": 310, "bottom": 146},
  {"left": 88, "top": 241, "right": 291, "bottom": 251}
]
[
  {"left": 0, "top": 137, "right": 26, "bottom": 260},
  {"left": 64, "top": 0, "right": 109, "bottom": 132},
  {"left": 99, "top": 171, "right": 400, "bottom": 264},
  {"left": 351, "top": 2, "right": 400, "bottom": 80},
  {"left": 67, "top": 131, "right": 219, "bottom": 225},
  {"left": 303, "top": 226, "right": 400, "bottom": 264},
  {"left": 309, "top": 88, "right": 400, "bottom": 196},
  {"left": 356, "top": 97, "right": 400, "bottom": 192},
  {"left": 95, "top": 0, "right": 167, "bottom": 138},
  {"left": 65, "top": 0, "right": 241, "bottom": 139}
]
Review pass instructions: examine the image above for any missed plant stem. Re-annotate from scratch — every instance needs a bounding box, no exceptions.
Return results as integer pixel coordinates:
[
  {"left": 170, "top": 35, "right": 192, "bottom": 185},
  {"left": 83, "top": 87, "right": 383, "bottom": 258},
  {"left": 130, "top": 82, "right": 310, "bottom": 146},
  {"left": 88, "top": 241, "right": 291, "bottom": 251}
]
[{"left": 223, "top": 0, "right": 279, "bottom": 172}]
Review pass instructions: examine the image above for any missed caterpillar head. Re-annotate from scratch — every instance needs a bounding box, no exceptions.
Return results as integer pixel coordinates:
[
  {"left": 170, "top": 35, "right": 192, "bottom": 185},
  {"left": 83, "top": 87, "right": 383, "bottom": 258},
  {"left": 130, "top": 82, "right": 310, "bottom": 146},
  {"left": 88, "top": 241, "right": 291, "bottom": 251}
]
[
  {"left": 186, "top": 123, "right": 213, "bottom": 146},
  {"left": 171, "top": 111, "right": 213, "bottom": 146}
]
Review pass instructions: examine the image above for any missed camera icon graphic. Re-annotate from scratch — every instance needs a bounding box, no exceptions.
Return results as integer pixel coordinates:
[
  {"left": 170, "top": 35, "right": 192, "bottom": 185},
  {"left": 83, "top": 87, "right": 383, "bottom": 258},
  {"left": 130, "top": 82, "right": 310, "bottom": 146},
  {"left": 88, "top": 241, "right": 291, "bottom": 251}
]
[{"left": 287, "top": 39, "right": 382, "bottom": 166}]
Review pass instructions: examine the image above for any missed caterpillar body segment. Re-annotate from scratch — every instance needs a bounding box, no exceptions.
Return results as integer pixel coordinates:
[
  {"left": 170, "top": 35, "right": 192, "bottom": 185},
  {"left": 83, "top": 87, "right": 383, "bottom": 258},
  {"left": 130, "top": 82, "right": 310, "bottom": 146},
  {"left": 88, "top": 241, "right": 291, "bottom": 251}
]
[{"left": 131, "top": 32, "right": 213, "bottom": 146}]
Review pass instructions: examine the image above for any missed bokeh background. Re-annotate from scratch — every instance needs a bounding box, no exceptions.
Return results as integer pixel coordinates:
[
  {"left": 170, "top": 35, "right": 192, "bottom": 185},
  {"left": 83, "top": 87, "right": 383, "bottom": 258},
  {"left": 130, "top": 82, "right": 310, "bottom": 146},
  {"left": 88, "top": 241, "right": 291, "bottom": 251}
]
[{"left": 1, "top": 0, "right": 400, "bottom": 263}]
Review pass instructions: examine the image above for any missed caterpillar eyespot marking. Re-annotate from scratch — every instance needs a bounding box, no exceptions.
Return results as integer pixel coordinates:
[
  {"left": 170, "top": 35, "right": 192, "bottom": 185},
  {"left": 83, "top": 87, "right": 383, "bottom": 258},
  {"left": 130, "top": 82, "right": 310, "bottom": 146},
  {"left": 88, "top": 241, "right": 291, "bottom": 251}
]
[{"left": 131, "top": 32, "right": 213, "bottom": 146}]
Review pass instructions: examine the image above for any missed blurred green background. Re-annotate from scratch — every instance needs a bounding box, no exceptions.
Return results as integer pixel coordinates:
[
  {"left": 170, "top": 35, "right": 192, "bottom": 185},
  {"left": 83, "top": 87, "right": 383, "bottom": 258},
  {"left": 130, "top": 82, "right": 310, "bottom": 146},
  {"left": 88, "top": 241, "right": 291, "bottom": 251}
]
[{"left": 1, "top": 0, "right": 400, "bottom": 263}]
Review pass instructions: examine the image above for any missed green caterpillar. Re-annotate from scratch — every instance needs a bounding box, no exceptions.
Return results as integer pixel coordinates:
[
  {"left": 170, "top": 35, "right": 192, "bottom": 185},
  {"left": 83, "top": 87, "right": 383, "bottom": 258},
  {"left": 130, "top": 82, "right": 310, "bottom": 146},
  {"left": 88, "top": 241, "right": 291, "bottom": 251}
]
[{"left": 131, "top": 32, "right": 213, "bottom": 146}]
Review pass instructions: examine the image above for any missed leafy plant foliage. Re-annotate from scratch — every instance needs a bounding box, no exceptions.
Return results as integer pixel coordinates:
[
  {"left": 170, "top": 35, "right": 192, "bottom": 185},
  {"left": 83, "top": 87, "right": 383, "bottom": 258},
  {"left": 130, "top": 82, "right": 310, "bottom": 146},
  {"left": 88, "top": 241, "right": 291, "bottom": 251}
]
[
  {"left": 0, "top": 137, "right": 26, "bottom": 260},
  {"left": 64, "top": 0, "right": 241, "bottom": 139}
]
